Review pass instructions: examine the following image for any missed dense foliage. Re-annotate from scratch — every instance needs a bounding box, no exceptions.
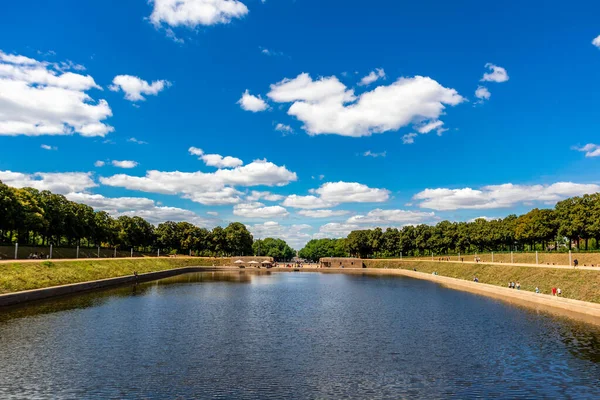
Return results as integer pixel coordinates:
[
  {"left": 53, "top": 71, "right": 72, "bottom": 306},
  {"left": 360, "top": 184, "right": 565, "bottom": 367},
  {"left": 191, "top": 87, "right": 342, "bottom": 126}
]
[
  {"left": 299, "top": 193, "right": 600, "bottom": 259},
  {"left": 0, "top": 181, "right": 291, "bottom": 257},
  {"left": 298, "top": 238, "right": 347, "bottom": 262},
  {"left": 253, "top": 238, "right": 295, "bottom": 261}
]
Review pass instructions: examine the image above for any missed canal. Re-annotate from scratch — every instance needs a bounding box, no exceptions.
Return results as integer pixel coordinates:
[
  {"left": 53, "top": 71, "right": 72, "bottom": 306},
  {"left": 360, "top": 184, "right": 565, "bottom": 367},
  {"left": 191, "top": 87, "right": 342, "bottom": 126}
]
[{"left": 1, "top": 271, "right": 599, "bottom": 399}]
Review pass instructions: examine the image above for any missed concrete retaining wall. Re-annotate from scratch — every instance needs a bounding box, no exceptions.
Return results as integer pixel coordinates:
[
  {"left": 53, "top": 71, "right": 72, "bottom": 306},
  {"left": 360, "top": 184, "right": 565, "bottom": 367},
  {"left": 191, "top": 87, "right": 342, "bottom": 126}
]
[{"left": 0, "top": 266, "right": 226, "bottom": 307}]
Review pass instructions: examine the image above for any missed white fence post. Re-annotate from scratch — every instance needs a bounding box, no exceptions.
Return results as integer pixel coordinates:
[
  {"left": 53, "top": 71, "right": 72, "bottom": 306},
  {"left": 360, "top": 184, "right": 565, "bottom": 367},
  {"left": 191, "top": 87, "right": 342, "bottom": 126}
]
[
  {"left": 131, "top": 248, "right": 133, "bottom": 258},
  {"left": 14, "top": 243, "right": 18, "bottom": 259},
  {"left": 114, "top": 247, "right": 116, "bottom": 258},
  {"left": 77, "top": 245, "right": 79, "bottom": 259},
  {"left": 569, "top": 250, "right": 572, "bottom": 266},
  {"left": 97, "top": 246, "right": 100, "bottom": 258},
  {"left": 49, "top": 244, "right": 53, "bottom": 259},
  {"left": 189, "top": 249, "right": 192, "bottom": 257},
  {"left": 458, "top": 252, "right": 460, "bottom": 261},
  {"left": 158, "top": 249, "right": 160, "bottom": 257},
  {"left": 400, "top": 251, "right": 402, "bottom": 260}
]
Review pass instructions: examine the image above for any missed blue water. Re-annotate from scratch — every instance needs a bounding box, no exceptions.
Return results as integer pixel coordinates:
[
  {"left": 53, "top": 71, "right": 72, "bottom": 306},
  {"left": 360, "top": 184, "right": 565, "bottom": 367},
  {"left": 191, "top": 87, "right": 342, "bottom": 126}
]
[{"left": 0, "top": 271, "right": 599, "bottom": 399}]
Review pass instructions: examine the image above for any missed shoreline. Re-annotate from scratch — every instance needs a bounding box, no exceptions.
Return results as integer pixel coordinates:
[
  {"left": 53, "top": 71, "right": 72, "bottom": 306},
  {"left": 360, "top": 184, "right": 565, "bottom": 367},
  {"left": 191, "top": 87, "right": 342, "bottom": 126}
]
[
  {"left": 2, "top": 263, "right": 600, "bottom": 326},
  {"left": 319, "top": 268, "right": 600, "bottom": 325}
]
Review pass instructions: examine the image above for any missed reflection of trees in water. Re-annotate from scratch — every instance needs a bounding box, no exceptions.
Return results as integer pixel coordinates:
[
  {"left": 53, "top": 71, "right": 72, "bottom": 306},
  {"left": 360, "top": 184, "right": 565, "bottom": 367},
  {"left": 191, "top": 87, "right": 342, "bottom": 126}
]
[
  {"left": 557, "top": 322, "right": 600, "bottom": 363},
  {"left": 148, "top": 271, "right": 260, "bottom": 286},
  {"left": 0, "top": 294, "right": 102, "bottom": 323},
  {"left": 0, "top": 271, "right": 263, "bottom": 323}
]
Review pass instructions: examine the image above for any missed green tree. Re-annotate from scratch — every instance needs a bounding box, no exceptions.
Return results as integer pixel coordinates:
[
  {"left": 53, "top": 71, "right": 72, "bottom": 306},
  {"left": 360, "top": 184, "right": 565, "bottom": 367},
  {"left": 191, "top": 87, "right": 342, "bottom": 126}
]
[
  {"left": 254, "top": 238, "right": 295, "bottom": 261},
  {"left": 346, "top": 230, "right": 372, "bottom": 258},
  {"left": 14, "top": 188, "right": 47, "bottom": 244},
  {"left": 0, "top": 181, "right": 19, "bottom": 242},
  {"left": 224, "top": 223, "right": 254, "bottom": 256}
]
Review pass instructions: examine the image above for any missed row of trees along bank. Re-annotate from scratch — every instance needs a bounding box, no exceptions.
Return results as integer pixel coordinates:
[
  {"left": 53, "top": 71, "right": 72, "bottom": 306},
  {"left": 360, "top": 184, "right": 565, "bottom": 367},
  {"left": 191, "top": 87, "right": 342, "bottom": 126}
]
[
  {"left": 299, "top": 193, "right": 600, "bottom": 260},
  {"left": 0, "top": 181, "right": 295, "bottom": 260}
]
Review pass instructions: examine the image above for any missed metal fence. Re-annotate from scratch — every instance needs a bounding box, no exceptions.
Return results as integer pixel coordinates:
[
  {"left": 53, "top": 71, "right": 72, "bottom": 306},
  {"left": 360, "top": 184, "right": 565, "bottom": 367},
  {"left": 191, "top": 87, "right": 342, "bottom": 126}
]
[
  {"left": 411, "top": 250, "right": 600, "bottom": 266},
  {"left": 0, "top": 244, "right": 188, "bottom": 260}
]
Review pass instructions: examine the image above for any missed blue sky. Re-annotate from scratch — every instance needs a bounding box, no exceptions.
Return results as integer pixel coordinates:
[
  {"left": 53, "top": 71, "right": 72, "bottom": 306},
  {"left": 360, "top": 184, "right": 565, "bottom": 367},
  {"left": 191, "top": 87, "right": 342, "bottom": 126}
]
[{"left": 1, "top": 0, "right": 600, "bottom": 248}]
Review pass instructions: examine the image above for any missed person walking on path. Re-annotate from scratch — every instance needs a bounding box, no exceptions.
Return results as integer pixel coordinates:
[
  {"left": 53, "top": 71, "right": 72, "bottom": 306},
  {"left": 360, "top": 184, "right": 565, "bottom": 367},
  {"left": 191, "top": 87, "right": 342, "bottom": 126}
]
[
  {"left": 574, "top": 259, "right": 579, "bottom": 268},
  {"left": 552, "top": 287, "right": 557, "bottom": 296}
]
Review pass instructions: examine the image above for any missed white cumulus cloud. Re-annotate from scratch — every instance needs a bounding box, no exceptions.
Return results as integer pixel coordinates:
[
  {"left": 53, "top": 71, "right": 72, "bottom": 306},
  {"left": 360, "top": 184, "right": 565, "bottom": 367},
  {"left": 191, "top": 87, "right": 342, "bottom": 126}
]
[
  {"left": 282, "top": 195, "right": 334, "bottom": 210},
  {"left": 275, "top": 123, "right": 294, "bottom": 135},
  {"left": 149, "top": 0, "right": 249, "bottom": 28},
  {"left": 233, "top": 202, "right": 289, "bottom": 219},
  {"left": 112, "top": 160, "right": 139, "bottom": 169},
  {"left": 346, "top": 209, "right": 435, "bottom": 225},
  {"left": 41, "top": 144, "right": 57, "bottom": 151},
  {"left": 118, "top": 206, "right": 219, "bottom": 228},
  {"left": 66, "top": 192, "right": 220, "bottom": 227},
  {"left": 315, "top": 181, "right": 390, "bottom": 204},
  {"left": 189, "top": 146, "right": 244, "bottom": 168},
  {"left": 593, "top": 35, "right": 600, "bottom": 48},
  {"left": 65, "top": 192, "right": 156, "bottom": 212},
  {"left": 297, "top": 209, "right": 349, "bottom": 218},
  {"left": 109, "top": 75, "right": 170, "bottom": 102},
  {"left": 266, "top": 73, "right": 464, "bottom": 137},
  {"left": 246, "top": 191, "right": 284, "bottom": 202},
  {"left": 358, "top": 68, "right": 385, "bottom": 86},
  {"left": 238, "top": 89, "right": 269, "bottom": 112},
  {"left": 402, "top": 133, "right": 417, "bottom": 144},
  {"left": 481, "top": 63, "right": 509, "bottom": 83},
  {"left": 317, "top": 222, "right": 360, "bottom": 238},
  {"left": 283, "top": 181, "right": 390, "bottom": 209},
  {"left": 0, "top": 50, "right": 113, "bottom": 137},
  {"left": 0, "top": 171, "right": 97, "bottom": 194},
  {"left": 100, "top": 159, "right": 297, "bottom": 206},
  {"left": 573, "top": 143, "right": 600, "bottom": 158},
  {"left": 246, "top": 221, "right": 312, "bottom": 249},
  {"left": 475, "top": 86, "right": 491, "bottom": 101},
  {"left": 413, "top": 182, "right": 600, "bottom": 211}
]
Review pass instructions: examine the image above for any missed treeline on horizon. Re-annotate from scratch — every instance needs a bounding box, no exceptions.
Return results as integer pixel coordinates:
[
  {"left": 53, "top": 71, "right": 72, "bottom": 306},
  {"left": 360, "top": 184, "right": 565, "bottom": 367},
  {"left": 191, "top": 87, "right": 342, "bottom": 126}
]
[
  {"left": 299, "top": 193, "right": 600, "bottom": 261},
  {"left": 0, "top": 181, "right": 295, "bottom": 260}
]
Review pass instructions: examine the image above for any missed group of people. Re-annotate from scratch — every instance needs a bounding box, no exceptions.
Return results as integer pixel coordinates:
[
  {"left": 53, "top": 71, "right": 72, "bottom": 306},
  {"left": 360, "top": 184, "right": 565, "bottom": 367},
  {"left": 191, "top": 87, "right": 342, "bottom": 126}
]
[
  {"left": 27, "top": 252, "right": 46, "bottom": 259},
  {"left": 510, "top": 284, "right": 563, "bottom": 296}
]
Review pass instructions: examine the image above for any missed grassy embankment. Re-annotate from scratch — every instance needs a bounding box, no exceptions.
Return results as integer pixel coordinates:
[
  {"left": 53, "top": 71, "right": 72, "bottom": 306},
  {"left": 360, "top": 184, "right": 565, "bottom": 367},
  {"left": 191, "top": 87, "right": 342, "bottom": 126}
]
[
  {"left": 366, "top": 259, "right": 600, "bottom": 304},
  {"left": 0, "top": 257, "right": 232, "bottom": 295},
  {"left": 411, "top": 252, "right": 600, "bottom": 266}
]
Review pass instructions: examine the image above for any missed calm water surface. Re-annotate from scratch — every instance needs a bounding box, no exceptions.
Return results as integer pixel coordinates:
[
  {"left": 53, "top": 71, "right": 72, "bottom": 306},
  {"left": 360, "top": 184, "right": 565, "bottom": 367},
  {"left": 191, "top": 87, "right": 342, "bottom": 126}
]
[{"left": 1, "top": 271, "right": 600, "bottom": 399}]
